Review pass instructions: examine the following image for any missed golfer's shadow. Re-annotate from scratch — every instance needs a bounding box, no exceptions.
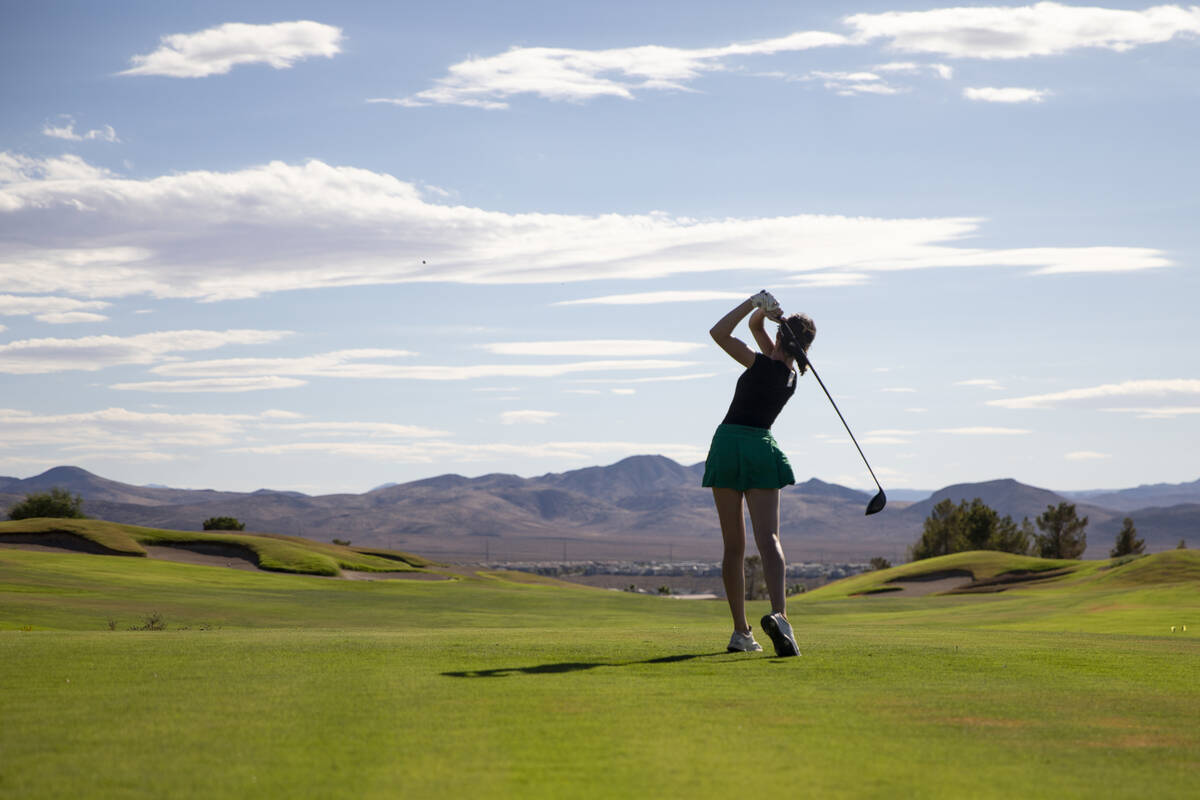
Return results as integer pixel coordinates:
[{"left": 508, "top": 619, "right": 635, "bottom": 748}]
[{"left": 442, "top": 651, "right": 727, "bottom": 678}]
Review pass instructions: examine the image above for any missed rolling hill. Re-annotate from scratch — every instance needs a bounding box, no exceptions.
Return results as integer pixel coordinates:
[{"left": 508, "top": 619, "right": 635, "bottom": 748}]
[{"left": 2, "top": 460, "right": 1197, "bottom": 562}]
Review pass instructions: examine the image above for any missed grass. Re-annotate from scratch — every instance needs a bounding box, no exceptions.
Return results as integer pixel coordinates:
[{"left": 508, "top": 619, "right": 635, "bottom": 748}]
[
  {"left": 1, "top": 544, "right": 1198, "bottom": 799},
  {"left": 0, "top": 518, "right": 432, "bottom": 576}
]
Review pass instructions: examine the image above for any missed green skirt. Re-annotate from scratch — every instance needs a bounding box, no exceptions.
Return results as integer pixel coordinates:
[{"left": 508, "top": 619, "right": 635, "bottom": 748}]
[{"left": 701, "top": 423, "right": 796, "bottom": 491}]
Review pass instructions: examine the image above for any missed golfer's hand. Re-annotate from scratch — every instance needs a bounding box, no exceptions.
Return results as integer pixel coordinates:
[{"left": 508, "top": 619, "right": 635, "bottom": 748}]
[{"left": 750, "top": 290, "right": 781, "bottom": 316}]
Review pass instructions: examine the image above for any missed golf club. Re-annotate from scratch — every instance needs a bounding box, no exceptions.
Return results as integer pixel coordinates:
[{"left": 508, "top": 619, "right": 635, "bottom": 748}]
[{"left": 777, "top": 315, "right": 886, "bottom": 516}]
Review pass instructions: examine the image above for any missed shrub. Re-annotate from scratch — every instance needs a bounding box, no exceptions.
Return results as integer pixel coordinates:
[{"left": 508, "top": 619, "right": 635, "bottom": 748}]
[
  {"left": 8, "top": 487, "right": 86, "bottom": 520},
  {"left": 202, "top": 516, "right": 245, "bottom": 531},
  {"left": 869, "top": 556, "right": 892, "bottom": 571}
]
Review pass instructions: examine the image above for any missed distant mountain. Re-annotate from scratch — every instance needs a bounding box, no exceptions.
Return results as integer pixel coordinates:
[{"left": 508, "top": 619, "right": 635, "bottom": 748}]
[
  {"left": 4, "top": 461, "right": 1197, "bottom": 562},
  {"left": 1089, "top": 504, "right": 1200, "bottom": 552},
  {"left": 0, "top": 466, "right": 247, "bottom": 507},
  {"left": 1063, "top": 478, "right": 1200, "bottom": 512}
]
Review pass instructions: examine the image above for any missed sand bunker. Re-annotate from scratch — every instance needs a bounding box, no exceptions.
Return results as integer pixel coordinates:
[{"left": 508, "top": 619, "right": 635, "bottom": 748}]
[
  {"left": 143, "top": 544, "right": 260, "bottom": 570},
  {"left": 2, "top": 537, "right": 446, "bottom": 580}
]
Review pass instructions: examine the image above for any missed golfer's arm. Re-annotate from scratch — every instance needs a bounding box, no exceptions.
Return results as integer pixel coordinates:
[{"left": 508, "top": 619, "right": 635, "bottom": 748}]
[
  {"left": 710, "top": 299, "right": 756, "bottom": 368},
  {"left": 748, "top": 309, "right": 775, "bottom": 354}
]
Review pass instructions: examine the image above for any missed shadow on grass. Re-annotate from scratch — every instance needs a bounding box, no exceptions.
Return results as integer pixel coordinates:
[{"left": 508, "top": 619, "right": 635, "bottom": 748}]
[{"left": 443, "top": 651, "right": 735, "bottom": 678}]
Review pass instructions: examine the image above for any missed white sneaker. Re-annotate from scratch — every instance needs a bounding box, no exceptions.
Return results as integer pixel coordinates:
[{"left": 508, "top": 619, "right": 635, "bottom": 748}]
[
  {"left": 760, "top": 612, "right": 801, "bottom": 657},
  {"left": 727, "top": 629, "right": 763, "bottom": 653}
]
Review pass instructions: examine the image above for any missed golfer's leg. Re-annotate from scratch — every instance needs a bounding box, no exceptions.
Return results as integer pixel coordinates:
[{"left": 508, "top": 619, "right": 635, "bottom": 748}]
[
  {"left": 712, "top": 487, "right": 748, "bottom": 632},
  {"left": 746, "top": 488, "right": 787, "bottom": 616}
]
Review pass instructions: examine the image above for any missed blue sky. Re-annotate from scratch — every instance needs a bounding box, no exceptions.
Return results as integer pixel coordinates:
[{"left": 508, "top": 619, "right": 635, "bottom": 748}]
[{"left": 2, "top": 1, "right": 1198, "bottom": 494}]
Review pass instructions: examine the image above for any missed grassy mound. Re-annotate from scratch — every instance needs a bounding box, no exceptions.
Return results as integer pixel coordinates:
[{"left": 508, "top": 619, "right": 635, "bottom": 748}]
[
  {"left": 812, "top": 549, "right": 1200, "bottom": 600},
  {"left": 0, "top": 518, "right": 431, "bottom": 577},
  {"left": 809, "top": 550, "right": 1085, "bottom": 599}
]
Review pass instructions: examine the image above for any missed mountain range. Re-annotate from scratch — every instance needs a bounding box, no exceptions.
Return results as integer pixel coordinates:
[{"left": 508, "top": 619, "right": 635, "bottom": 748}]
[{"left": 2, "top": 460, "right": 1197, "bottom": 562}]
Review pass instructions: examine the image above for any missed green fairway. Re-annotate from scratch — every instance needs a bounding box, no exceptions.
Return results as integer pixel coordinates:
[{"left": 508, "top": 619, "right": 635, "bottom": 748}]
[{"left": 2, "top": 544, "right": 1198, "bottom": 799}]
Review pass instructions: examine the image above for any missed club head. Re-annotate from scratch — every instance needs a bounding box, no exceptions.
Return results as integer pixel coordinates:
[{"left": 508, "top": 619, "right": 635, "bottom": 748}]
[{"left": 865, "top": 490, "right": 887, "bottom": 516}]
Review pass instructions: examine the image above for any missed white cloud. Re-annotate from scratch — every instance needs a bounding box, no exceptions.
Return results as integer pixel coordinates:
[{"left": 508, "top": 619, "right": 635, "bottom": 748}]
[
  {"left": 110, "top": 376, "right": 308, "bottom": 393},
  {"left": 499, "top": 410, "right": 560, "bottom": 425},
  {"left": 882, "top": 387, "right": 918, "bottom": 393},
  {"left": 845, "top": 3, "right": 1200, "bottom": 59},
  {"left": 875, "top": 61, "right": 954, "bottom": 79},
  {"left": 0, "top": 407, "right": 263, "bottom": 451},
  {"left": 230, "top": 438, "right": 708, "bottom": 465},
  {"left": 482, "top": 339, "right": 703, "bottom": 357},
  {"left": 42, "top": 117, "right": 120, "bottom": 143},
  {"left": 990, "top": 379, "right": 1200, "bottom": 409},
  {"left": 964, "top": 86, "right": 1050, "bottom": 103},
  {"left": 0, "top": 154, "right": 1172, "bottom": 302},
  {"left": 937, "top": 426, "right": 1031, "bottom": 435},
  {"left": 0, "top": 294, "right": 111, "bottom": 323},
  {"left": 784, "top": 272, "right": 871, "bottom": 288},
  {"left": 149, "top": 352, "right": 698, "bottom": 382},
  {"left": 807, "top": 70, "right": 907, "bottom": 96},
  {"left": 120, "top": 21, "right": 343, "bottom": 78},
  {"left": 554, "top": 290, "right": 748, "bottom": 306},
  {"left": 1066, "top": 450, "right": 1111, "bottom": 460},
  {"left": 0, "top": 329, "right": 292, "bottom": 374},
  {"left": 377, "top": 31, "right": 849, "bottom": 108},
  {"left": 572, "top": 372, "right": 717, "bottom": 384},
  {"left": 1100, "top": 405, "right": 1200, "bottom": 419},
  {"left": 955, "top": 378, "right": 1003, "bottom": 389},
  {"left": 266, "top": 421, "right": 448, "bottom": 438}
]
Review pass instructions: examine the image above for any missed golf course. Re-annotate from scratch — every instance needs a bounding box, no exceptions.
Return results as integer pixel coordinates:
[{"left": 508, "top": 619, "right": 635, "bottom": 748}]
[{"left": 2, "top": 519, "right": 1198, "bottom": 799}]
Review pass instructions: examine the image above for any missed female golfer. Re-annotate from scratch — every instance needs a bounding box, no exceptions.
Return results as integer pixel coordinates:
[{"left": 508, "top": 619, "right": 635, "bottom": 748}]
[{"left": 704, "top": 291, "right": 815, "bottom": 657}]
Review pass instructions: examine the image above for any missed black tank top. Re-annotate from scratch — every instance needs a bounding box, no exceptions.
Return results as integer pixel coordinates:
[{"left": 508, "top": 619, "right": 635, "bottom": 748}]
[{"left": 720, "top": 353, "right": 797, "bottom": 430}]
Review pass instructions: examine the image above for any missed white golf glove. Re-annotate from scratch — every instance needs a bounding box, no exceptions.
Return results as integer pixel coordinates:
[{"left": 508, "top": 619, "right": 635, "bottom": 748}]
[{"left": 750, "top": 290, "right": 781, "bottom": 315}]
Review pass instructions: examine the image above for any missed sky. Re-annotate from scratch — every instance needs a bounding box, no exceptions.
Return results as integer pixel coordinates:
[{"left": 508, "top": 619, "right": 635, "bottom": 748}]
[{"left": 1, "top": 1, "right": 1198, "bottom": 495}]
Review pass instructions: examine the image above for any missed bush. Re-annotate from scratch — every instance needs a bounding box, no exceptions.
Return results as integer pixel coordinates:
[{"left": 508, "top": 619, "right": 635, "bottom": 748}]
[
  {"left": 8, "top": 487, "right": 86, "bottom": 520},
  {"left": 202, "top": 516, "right": 245, "bottom": 531},
  {"left": 869, "top": 556, "right": 892, "bottom": 571}
]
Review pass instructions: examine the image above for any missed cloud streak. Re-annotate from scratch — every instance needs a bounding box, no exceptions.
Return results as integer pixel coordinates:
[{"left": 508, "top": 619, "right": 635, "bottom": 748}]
[
  {"left": 846, "top": 3, "right": 1200, "bottom": 59},
  {"left": 0, "top": 329, "right": 292, "bottom": 374},
  {"left": 0, "top": 294, "right": 111, "bottom": 323},
  {"left": 964, "top": 86, "right": 1050, "bottom": 103},
  {"left": 376, "top": 31, "right": 848, "bottom": 108},
  {"left": 0, "top": 155, "right": 1171, "bottom": 304},
  {"left": 989, "top": 379, "right": 1200, "bottom": 409},
  {"left": 120, "top": 21, "right": 343, "bottom": 78},
  {"left": 42, "top": 117, "right": 120, "bottom": 143}
]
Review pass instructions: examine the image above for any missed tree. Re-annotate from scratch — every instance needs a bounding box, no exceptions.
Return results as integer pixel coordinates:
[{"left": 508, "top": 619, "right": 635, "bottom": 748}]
[
  {"left": 1178, "top": 539, "right": 1188, "bottom": 550},
  {"left": 869, "top": 556, "right": 892, "bottom": 571},
  {"left": 743, "top": 555, "right": 768, "bottom": 601},
  {"left": 202, "top": 516, "right": 244, "bottom": 531},
  {"left": 8, "top": 487, "right": 86, "bottom": 520},
  {"left": 909, "top": 498, "right": 1030, "bottom": 561},
  {"left": 1109, "top": 517, "right": 1144, "bottom": 558},
  {"left": 1034, "top": 502, "right": 1088, "bottom": 559},
  {"left": 910, "top": 499, "right": 962, "bottom": 560}
]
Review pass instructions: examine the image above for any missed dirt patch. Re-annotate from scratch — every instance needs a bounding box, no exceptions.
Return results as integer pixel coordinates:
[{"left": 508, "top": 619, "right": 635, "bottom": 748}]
[
  {"left": 339, "top": 570, "right": 450, "bottom": 581},
  {"left": 143, "top": 544, "right": 260, "bottom": 570},
  {"left": 858, "top": 569, "right": 974, "bottom": 597},
  {"left": 873, "top": 576, "right": 975, "bottom": 597},
  {"left": 0, "top": 532, "right": 141, "bottom": 556},
  {"left": 946, "top": 567, "right": 1074, "bottom": 594}
]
